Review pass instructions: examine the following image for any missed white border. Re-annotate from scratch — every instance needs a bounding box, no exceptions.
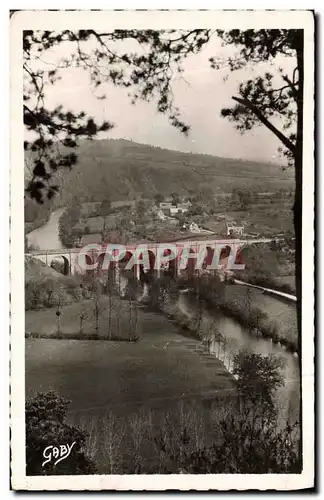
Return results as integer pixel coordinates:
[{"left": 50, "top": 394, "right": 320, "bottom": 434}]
[{"left": 10, "top": 9, "right": 315, "bottom": 491}]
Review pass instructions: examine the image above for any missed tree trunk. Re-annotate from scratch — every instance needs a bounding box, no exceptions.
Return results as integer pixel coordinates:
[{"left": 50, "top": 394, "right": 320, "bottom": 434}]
[
  {"left": 295, "top": 30, "right": 303, "bottom": 359},
  {"left": 56, "top": 315, "right": 61, "bottom": 335},
  {"left": 95, "top": 303, "right": 100, "bottom": 335},
  {"left": 134, "top": 302, "right": 138, "bottom": 336},
  {"left": 108, "top": 291, "right": 112, "bottom": 340},
  {"left": 294, "top": 29, "right": 304, "bottom": 471},
  {"left": 129, "top": 297, "right": 132, "bottom": 341}
]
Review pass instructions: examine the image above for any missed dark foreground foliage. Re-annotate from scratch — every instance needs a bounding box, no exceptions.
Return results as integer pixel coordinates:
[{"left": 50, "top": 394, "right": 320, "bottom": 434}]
[{"left": 26, "top": 392, "right": 96, "bottom": 475}]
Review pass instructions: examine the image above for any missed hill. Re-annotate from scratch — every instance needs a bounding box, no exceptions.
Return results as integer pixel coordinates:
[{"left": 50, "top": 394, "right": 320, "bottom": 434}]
[
  {"left": 46, "top": 139, "right": 294, "bottom": 204},
  {"left": 25, "top": 256, "right": 68, "bottom": 283}
]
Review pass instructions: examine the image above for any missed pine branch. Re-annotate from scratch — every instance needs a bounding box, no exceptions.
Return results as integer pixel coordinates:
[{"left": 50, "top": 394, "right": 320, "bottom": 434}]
[{"left": 232, "top": 96, "right": 296, "bottom": 155}]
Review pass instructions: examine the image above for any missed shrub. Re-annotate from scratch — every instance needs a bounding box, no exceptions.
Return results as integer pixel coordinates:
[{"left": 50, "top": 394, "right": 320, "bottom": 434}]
[
  {"left": 26, "top": 392, "right": 97, "bottom": 475},
  {"left": 25, "top": 279, "right": 69, "bottom": 310},
  {"left": 233, "top": 351, "right": 284, "bottom": 409}
]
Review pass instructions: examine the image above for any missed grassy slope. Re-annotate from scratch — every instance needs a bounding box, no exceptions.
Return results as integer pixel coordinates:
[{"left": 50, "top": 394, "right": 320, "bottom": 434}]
[
  {"left": 25, "top": 256, "right": 68, "bottom": 283},
  {"left": 274, "top": 275, "right": 296, "bottom": 290},
  {"left": 53, "top": 139, "right": 294, "bottom": 203}
]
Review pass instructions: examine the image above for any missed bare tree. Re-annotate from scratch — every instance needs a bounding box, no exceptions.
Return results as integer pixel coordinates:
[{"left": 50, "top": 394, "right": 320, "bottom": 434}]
[
  {"left": 80, "top": 417, "right": 100, "bottom": 464},
  {"left": 115, "top": 273, "right": 122, "bottom": 338},
  {"left": 55, "top": 285, "right": 66, "bottom": 335},
  {"left": 154, "top": 403, "right": 206, "bottom": 473},
  {"left": 104, "top": 273, "right": 115, "bottom": 340},
  {"left": 91, "top": 277, "right": 103, "bottom": 336},
  {"left": 101, "top": 413, "right": 125, "bottom": 474},
  {"left": 79, "top": 301, "right": 90, "bottom": 335},
  {"left": 55, "top": 309, "right": 61, "bottom": 336},
  {"left": 129, "top": 411, "right": 149, "bottom": 474},
  {"left": 191, "top": 276, "right": 204, "bottom": 338},
  {"left": 125, "top": 275, "right": 140, "bottom": 341}
]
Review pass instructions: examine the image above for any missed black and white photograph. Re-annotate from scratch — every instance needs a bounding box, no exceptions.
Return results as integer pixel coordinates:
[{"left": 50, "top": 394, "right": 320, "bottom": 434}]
[{"left": 10, "top": 9, "right": 314, "bottom": 490}]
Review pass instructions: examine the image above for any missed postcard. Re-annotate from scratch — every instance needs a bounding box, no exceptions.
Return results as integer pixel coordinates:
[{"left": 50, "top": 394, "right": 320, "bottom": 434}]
[{"left": 10, "top": 9, "right": 314, "bottom": 490}]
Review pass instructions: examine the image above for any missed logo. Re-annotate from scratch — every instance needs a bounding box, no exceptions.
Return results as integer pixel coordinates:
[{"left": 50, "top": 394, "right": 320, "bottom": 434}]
[
  {"left": 76, "top": 240, "right": 246, "bottom": 272},
  {"left": 42, "top": 442, "right": 76, "bottom": 467}
]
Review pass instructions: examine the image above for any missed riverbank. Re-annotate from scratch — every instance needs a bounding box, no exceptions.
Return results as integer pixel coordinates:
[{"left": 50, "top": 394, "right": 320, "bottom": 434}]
[{"left": 180, "top": 278, "right": 298, "bottom": 353}]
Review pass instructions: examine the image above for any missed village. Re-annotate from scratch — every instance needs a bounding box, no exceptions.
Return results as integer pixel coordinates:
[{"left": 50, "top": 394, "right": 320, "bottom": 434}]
[{"left": 63, "top": 194, "right": 257, "bottom": 251}]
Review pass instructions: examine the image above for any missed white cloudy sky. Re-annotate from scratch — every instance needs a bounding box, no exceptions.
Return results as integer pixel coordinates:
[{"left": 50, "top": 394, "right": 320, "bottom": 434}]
[{"left": 29, "top": 33, "right": 295, "bottom": 164}]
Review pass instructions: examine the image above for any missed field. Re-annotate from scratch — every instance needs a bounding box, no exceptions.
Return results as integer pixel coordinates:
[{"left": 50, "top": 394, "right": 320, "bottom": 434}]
[
  {"left": 206, "top": 201, "right": 294, "bottom": 237},
  {"left": 26, "top": 334, "right": 234, "bottom": 417},
  {"left": 244, "top": 209, "right": 293, "bottom": 235}
]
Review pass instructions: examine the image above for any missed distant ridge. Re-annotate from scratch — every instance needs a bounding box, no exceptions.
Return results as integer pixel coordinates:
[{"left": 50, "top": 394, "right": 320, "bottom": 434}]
[{"left": 29, "top": 138, "right": 294, "bottom": 205}]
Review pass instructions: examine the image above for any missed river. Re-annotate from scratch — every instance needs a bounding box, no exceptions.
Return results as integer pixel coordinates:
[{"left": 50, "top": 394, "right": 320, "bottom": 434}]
[
  {"left": 26, "top": 207, "right": 300, "bottom": 423},
  {"left": 26, "top": 207, "right": 66, "bottom": 250}
]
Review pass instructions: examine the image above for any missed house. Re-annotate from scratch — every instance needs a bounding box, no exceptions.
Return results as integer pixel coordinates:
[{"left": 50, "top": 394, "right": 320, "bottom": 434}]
[
  {"left": 169, "top": 206, "right": 180, "bottom": 216},
  {"left": 160, "top": 200, "right": 190, "bottom": 216},
  {"left": 226, "top": 221, "right": 245, "bottom": 237},
  {"left": 168, "top": 204, "right": 189, "bottom": 216},
  {"left": 177, "top": 203, "right": 190, "bottom": 213},
  {"left": 159, "top": 202, "right": 173, "bottom": 210}
]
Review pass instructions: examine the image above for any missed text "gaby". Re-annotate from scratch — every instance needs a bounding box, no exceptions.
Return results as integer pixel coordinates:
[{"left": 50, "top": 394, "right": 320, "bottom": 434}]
[{"left": 42, "top": 442, "right": 76, "bottom": 467}]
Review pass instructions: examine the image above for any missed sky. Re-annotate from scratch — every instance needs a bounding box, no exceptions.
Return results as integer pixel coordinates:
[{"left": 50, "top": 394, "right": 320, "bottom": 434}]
[{"left": 28, "top": 32, "right": 295, "bottom": 164}]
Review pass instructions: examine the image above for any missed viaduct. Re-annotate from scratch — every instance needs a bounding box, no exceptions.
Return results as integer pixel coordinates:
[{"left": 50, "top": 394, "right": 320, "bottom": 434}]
[
  {"left": 26, "top": 237, "right": 297, "bottom": 303},
  {"left": 26, "top": 238, "right": 252, "bottom": 277}
]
